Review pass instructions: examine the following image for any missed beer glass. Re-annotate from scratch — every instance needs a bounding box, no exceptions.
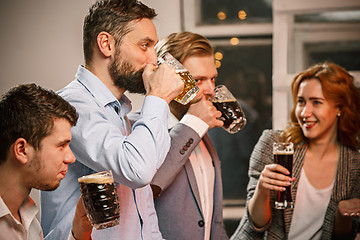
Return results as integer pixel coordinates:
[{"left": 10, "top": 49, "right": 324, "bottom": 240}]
[
  {"left": 158, "top": 52, "right": 199, "bottom": 105},
  {"left": 78, "top": 170, "right": 120, "bottom": 230},
  {"left": 210, "top": 85, "right": 247, "bottom": 134},
  {"left": 273, "top": 142, "right": 294, "bottom": 209}
]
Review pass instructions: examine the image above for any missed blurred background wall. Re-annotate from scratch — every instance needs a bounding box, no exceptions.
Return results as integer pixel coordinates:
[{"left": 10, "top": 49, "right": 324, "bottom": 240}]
[{"left": 0, "top": 0, "right": 182, "bottom": 110}]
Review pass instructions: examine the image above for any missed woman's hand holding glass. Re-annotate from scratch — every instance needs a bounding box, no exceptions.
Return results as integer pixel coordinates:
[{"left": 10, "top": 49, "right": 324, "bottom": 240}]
[{"left": 258, "top": 164, "right": 295, "bottom": 193}]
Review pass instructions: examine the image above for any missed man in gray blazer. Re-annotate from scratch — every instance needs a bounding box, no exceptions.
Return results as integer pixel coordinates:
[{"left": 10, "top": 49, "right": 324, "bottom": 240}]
[{"left": 130, "top": 31, "right": 229, "bottom": 240}]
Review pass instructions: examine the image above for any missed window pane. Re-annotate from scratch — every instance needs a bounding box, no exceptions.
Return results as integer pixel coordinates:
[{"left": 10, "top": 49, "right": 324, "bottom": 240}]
[
  {"left": 295, "top": 10, "right": 360, "bottom": 23},
  {"left": 200, "top": 0, "right": 272, "bottom": 25},
  {"left": 305, "top": 40, "right": 360, "bottom": 71},
  {"left": 208, "top": 41, "right": 272, "bottom": 200}
]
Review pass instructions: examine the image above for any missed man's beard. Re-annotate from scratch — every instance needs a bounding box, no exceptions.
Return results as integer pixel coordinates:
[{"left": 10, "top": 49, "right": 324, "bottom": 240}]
[{"left": 109, "top": 52, "right": 146, "bottom": 94}]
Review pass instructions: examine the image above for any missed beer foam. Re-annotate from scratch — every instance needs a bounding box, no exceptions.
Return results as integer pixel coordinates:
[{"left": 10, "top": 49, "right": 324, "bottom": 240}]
[
  {"left": 78, "top": 175, "right": 114, "bottom": 184},
  {"left": 273, "top": 142, "right": 294, "bottom": 155},
  {"left": 212, "top": 98, "right": 237, "bottom": 103},
  {"left": 273, "top": 150, "right": 294, "bottom": 155}
]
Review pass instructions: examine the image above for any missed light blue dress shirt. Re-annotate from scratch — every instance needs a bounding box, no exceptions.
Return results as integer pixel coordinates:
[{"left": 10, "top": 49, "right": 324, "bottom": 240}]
[{"left": 41, "top": 65, "right": 170, "bottom": 240}]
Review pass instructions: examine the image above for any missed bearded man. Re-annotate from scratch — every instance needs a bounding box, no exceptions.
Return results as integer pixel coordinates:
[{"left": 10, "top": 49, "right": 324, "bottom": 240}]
[{"left": 40, "top": 0, "right": 183, "bottom": 239}]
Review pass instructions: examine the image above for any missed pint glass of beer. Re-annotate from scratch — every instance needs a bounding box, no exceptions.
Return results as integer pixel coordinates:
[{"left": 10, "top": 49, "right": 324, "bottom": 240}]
[
  {"left": 158, "top": 52, "right": 199, "bottom": 105},
  {"left": 210, "top": 85, "right": 247, "bottom": 134},
  {"left": 273, "top": 142, "right": 294, "bottom": 209},
  {"left": 78, "top": 170, "right": 120, "bottom": 230}
]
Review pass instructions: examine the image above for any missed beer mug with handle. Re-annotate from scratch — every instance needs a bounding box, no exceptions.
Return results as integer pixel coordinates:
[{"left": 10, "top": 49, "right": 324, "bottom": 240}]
[
  {"left": 78, "top": 170, "right": 120, "bottom": 230},
  {"left": 158, "top": 52, "right": 199, "bottom": 105},
  {"left": 210, "top": 85, "right": 247, "bottom": 134}
]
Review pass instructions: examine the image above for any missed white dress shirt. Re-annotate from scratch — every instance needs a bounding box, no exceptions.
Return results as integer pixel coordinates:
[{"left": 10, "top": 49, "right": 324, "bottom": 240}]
[{"left": 0, "top": 196, "right": 77, "bottom": 240}]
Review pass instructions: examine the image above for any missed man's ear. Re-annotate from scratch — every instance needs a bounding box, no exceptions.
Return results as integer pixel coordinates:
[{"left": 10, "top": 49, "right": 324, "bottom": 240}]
[
  {"left": 96, "top": 31, "right": 115, "bottom": 58},
  {"left": 13, "top": 138, "right": 30, "bottom": 165}
]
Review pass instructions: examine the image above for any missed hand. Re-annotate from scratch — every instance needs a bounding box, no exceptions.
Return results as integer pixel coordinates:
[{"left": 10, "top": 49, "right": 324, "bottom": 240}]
[
  {"left": 248, "top": 163, "right": 293, "bottom": 227},
  {"left": 71, "top": 196, "right": 92, "bottom": 240},
  {"left": 142, "top": 63, "right": 184, "bottom": 104},
  {"left": 187, "top": 96, "right": 223, "bottom": 129},
  {"left": 258, "top": 164, "right": 295, "bottom": 194},
  {"left": 333, "top": 198, "right": 359, "bottom": 237},
  {"left": 338, "top": 198, "right": 360, "bottom": 217}
]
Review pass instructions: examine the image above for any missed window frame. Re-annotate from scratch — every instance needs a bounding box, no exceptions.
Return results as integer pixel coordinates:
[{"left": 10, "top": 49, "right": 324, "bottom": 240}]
[
  {"left": 273, "top": 0, "right": 360, "bottom": 130},
  {"left": 182, "top": 0, "right": 273, "bottom": 37}
]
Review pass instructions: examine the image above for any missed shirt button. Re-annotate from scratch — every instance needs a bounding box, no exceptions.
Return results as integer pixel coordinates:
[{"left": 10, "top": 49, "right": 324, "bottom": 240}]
[
  {"left": 198, "top": 220, "right": 204, "bottom": 227},
  {"left": 183, "top": 146, "right": 188, "bottom": 151},
  {"left": 189, "top": 138, "right": 194, "bottom": 144},
  {"left": 180, "top": 149, "right": 185, "bottom": 155},
  {"left": 186, "top": 142, "right": 191, "bottom": 147}
]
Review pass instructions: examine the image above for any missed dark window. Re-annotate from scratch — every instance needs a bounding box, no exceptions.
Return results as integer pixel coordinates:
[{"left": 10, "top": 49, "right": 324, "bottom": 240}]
[
  {"left": 208, "top": 40, "right": 273, "bottom": 200},
  {"left": 200, "top": 0, "right": 272, "bottom": 25}
]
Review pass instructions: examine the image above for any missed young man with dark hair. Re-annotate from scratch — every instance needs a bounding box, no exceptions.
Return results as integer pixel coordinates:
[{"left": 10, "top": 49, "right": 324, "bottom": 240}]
[{"left": 0, "top": 83, "right": 92, "bottom": 240}]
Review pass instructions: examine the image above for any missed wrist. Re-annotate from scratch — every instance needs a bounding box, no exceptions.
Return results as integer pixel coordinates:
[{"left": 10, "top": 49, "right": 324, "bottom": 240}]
[
  {"left": 146, "top": 93, "right": 171, "bottom": 104},
  {"left": 71, "top": 229, "right": 92, "bottom": 240}
]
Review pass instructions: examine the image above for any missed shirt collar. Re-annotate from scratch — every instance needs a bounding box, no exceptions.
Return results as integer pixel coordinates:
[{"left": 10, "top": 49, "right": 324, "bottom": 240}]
[
  {"left": 0, "top": 195, "right": 38, "bottom": 227},
  {"left": 19, "top": 197, "right": 39, "bottom": 230},
  {"left": 75, "top": 65, "right": 132, "bottom": 117},
  {"left": 0, "top": 196, "right": 11, "bottom": 219}
]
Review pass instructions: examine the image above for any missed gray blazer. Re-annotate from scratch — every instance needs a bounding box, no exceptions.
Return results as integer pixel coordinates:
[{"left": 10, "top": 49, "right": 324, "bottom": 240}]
[
  {"left": 230, "top": 130, "right": 360, "bottom": 240},
  {"left": 151, "top": 122, "right": 229, "bottom": 240}
]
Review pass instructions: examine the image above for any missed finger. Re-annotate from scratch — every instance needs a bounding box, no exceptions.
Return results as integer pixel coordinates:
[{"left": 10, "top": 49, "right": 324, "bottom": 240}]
[
  {"left": 261, "top": 172, "right": 292, "bottom": 188},
  {"left": 200, "top": 94, "right": 208, "bottom": 101},
  {"left": 267, "top": 163, "right": 291, "bottom": 175},
  {"left": 216, "top": 118, "right": 224, "bottom": 126},
  {"left": 261, "top": 182, "right": 287, "bottom": 192},
  {"left": 143, "top": 63, "right": 156, "bottom": 73},
  {"left": 261, "top": 165, "right": 293, "bottom": 185},
  {"left": 209, "top": 104, "right": 217, "bottom": 113},
  {"left": 214, "top": 109, "right": 222, "bottom": 118},
  {"left": 264, "top": 164, "right": 289, "bottom": 176},
  {"left": 343, "top": 212, "right": 360, "bottom": 217},
  {"left": 76, "top": 196, "right": 87, "bottom": 217}
]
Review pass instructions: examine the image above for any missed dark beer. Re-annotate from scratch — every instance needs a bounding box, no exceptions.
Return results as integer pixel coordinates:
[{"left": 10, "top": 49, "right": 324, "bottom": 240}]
[
  {"left": 212, "top": 99, "right": 247, "bottom": 133},
  {"left": 174, "top": 71, "right": 199, "bottom": 104},
  {"left": 78, "top": 172, "right": 120, "bottom": 229},
  {"left": 274, "top": 151, "right": 294, "bottom": 209}
]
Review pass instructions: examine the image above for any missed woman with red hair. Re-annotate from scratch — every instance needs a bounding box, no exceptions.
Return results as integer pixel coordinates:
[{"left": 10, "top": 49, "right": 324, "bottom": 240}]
[{"left": 231, "top": 62, "right": 360, "bottom": 239}]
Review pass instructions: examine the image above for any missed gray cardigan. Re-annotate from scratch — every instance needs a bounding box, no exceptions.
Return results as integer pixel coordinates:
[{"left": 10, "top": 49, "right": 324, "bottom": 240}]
[{"left": 231, "top": 130, "right": 360, "bottom": 240}]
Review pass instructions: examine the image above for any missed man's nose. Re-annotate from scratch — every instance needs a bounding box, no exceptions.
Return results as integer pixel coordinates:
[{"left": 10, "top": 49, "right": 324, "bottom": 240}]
[
  {"left": 64, "top": 147, "right": 76, "bottom": 164},
  {"left": 203, "top": 80, "right": 216, "bottom": 98},
  {"left": 148, "top": 48, "right": 158, "bottom": 65}
]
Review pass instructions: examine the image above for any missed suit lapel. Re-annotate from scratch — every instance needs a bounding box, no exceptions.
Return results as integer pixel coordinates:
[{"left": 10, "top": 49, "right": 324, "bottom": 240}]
[
  {"left": 184, "top": 160, "right": 203, "bottom": 218},
  {"left": 202, "top": 134, "right": 218, "bottom": 163},
  {"left": 331, "top": 145, "right": 350, "bottom": 201}
]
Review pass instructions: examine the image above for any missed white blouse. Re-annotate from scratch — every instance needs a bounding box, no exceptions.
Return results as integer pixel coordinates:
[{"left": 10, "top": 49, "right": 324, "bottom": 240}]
[{"left": 288, "top": 168, "right": 334, "bottom": 240}]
